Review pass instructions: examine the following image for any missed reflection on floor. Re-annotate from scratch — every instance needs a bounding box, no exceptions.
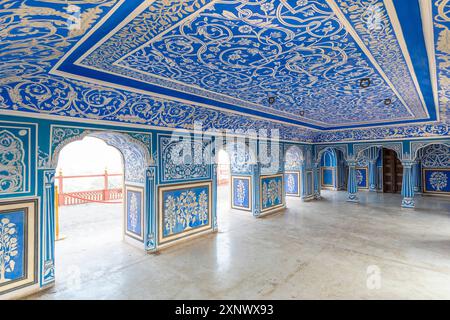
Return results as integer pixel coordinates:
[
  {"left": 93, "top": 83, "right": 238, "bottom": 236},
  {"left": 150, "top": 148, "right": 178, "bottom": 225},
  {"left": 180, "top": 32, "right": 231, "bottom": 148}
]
[{"left": 28, "top": 188, "right": 450, "bottom": 299}]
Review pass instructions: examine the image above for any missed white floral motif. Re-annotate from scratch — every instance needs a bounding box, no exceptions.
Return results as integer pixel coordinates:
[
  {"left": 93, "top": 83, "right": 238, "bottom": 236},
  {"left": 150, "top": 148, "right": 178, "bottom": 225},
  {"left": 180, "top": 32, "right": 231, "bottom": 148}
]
[
  {"left": 356, "top": 170, "right": 363, "bottom": 185},
  {"left": 262, "top": 178, "right": 282, "bottom": 207},
  {"left": 429, "top": 171, "right": 448, "bottom": 191},
  {"left": 0, "top": 130, "right": 25, "bottom": 194},
  {"left": 287, "top": 174, "right": 296, "bottom": 193},
  {"left": 128, "top": 193, "right": 139, "bottom": 232},
  {"left": 235, "top": 180, "right": 246, "bottom": 206},
  {"left": 0, "top": 217, "right": 19, "bottom": 283}
]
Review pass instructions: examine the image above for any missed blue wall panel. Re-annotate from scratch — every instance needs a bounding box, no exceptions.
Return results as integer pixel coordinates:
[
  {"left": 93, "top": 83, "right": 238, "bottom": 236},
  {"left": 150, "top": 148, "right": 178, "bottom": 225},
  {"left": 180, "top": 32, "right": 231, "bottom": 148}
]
[
  {"left": 231, "top": 176, "right": 251, "bottom": 210},
  {"left": 285, "top": 171, "right": 300, "bottom": 196},
  {"left": 356, "top": 167, "right": 368, "bottom": 189},
  {"left": 260, "top": 174, "right": 284, "bottom": 212},
  {"left": 423, "top": 169, "right": 450, "bottom": 194},
  {"left": 125, "top": 186, "right": 144, "bottom": 241},
  {"left": 158, "top": 181, "right": 212, "bottom": 245},
  {"left": 322, "top": 168, "right": 334, "bottom": 187}
]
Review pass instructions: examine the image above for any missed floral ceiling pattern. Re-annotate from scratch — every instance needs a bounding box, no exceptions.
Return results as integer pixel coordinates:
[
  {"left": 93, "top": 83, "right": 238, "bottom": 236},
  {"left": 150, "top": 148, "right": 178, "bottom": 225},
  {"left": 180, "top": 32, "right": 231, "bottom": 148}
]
[
  {"left": 111, "top": 0, "right": 422, "bottom": 126},
  {"left": 0, "top": 0, "right": 449, "bottom": 142}
]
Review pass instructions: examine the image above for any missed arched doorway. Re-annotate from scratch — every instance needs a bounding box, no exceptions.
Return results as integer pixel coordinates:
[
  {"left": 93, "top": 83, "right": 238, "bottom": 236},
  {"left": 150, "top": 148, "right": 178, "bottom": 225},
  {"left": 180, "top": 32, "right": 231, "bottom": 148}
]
[
  {"left": 44, "top": 128, "right": 153, "bottom": 289},
  {"left": 222, "top": 140, "right": 256, "bottom": 215},
  {"left": 54, "top": 136, "right": 125, "bottom": 291},
  {"left": 382, "top": 148, "right": 403, "bottom": 193},
  {"left": 318, "top": 147, "right": 347, "bottom": 193},
  {"left": 284, "top": 145, "right": 304, "bottom": 198},
  {"left": 216, "top": 148, "right": 231, "bottom": 216}
]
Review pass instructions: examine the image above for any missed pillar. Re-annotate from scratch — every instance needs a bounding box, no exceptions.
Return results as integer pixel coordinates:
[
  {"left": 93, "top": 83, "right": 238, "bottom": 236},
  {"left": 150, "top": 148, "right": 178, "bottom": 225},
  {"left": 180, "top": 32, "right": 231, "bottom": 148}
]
[
  {"left": 412, "top": 162, "right": 421, "bottom": 194},
  {"left": 40, "top": 169, "right": 56, "bottom": 286},
  {"left": 299, "top": 160, "right": 307, "bottom": 200},
  {"left": 212, "top": 163, "right": 218, "bottom": 231},
  {"left": 347, "top": 160, "right": 359, "bottom": 202},
  {"left": 145, "top": 166, "right": 157, "bottom": 252},
  {"left": 313, "top": 162, "right": 321, "bottom": 200},
  {"left": 401, "top": 161, "right": 415, "bottom": 208},
  {"left": 252, "top": 163, "right": 261, "bottom": 217},
  {"left": 368, "top": 160, "right": 377, "bottom": 191}
]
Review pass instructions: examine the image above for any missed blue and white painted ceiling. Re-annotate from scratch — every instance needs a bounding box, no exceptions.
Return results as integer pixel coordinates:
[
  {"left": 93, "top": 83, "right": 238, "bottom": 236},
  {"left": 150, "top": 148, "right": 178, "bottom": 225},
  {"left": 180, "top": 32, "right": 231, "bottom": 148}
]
[{"left": 0, "top": 0, "right": 449, "bottom": 142}]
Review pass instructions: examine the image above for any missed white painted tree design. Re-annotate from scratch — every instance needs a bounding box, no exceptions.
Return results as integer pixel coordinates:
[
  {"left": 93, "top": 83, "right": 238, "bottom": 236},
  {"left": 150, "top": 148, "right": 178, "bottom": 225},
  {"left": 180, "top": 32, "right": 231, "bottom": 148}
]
[
  {"left": 0, "top": 217, "right": 19, "bottom": 283},
  {"left": 128, "top": 193, "right": 138, "bottom": 232},
  {"left": 287, "top": 174, "right": 295, "bottom": 193},
  {"left": 164, "top": 189, "right": 209, "bottom": 235},
  {"left": 356, "top": 170, "right": 363, "bottom": 185},
  {"left": 429, "top": 171, "right": 448, "bottom": 191},
  {"left": 236, "top": 180, "right": 246, "bottom": 206},
  {"left": 263, "top": 179, "right": 282, "bottom": 206},
  {"left": 164, "top": 195, "right": 177, "bottom": 235},
  {"left": 196, "top": 191, "right": 208, "bottom": 224}
]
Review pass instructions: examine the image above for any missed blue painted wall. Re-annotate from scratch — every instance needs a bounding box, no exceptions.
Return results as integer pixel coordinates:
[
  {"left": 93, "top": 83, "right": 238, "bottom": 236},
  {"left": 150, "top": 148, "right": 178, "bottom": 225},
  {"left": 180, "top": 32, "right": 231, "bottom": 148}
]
[
  {"left": 420, "top": 144, "right": 450, "bottom": 195},
  {"left": 1, "top": 112, "right": 450, "bottom": 299}
]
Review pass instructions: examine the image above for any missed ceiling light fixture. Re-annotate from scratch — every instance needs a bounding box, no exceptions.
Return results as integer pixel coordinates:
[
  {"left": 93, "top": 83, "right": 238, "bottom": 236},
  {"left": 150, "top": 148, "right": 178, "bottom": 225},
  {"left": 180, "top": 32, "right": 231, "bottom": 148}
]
[
  {"left": 268, "top": 96, "right": 276, "bottom": 105},
  {"left": 384, "top": 98, "right": 392, "bottom": 106},
  {"left": 359, "top": 78, "right": 371, "bottom": 88},
  {"left": 299, "top": 110, "right": 305, "bottom": 117}
]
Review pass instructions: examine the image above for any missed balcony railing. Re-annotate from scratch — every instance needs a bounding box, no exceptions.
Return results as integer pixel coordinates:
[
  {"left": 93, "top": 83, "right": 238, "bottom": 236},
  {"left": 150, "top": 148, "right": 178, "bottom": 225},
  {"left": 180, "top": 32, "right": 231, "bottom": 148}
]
[{"left": 56, "top": 170, "right": 123, "bottom": 206}]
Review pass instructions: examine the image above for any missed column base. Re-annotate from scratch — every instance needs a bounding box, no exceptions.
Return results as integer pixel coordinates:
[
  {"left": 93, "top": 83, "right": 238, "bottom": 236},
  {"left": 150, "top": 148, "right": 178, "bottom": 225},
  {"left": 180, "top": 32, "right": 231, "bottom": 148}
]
[
  {"left": 314, "top": 192, "right": 321, "bottom": 200},
  {"left": 347, "top": 193, "right": 359, "bottom": 202},
  {"left": 301, "top": 195, "right": 315, "bottom": 202},
  {"left": 401, "top": 197, "right": 415, "bottom": 208}
]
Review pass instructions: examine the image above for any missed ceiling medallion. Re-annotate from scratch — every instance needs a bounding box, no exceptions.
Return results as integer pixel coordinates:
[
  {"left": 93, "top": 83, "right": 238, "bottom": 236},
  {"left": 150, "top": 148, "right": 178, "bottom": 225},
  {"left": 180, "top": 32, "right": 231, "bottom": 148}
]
[
  {"left": 268, "top": 96, "right": 276, "bottom": 105},
  {"left": 359, "top": 78, "right": 371, "bottom": 88}
]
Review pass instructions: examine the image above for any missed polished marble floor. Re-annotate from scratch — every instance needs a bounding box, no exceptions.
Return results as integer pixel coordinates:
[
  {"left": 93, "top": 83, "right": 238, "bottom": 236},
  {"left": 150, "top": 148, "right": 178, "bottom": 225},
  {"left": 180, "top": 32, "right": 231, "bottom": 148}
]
[{"left": 28, "top": 188, "right": 450, "bottom": 299}]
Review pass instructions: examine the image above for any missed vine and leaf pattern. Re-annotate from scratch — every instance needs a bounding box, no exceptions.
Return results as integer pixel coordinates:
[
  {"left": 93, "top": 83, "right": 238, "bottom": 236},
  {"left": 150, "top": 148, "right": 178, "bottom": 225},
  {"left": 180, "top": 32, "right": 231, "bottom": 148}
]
[
  {"left": 160, "top": 136, "right": 211, "bottom": 182},
  {"left": 115, "top": 0, "right": 418, "bottom": 125},
  {"left": 0, "top": 217, "right": 19, "bottom": 283},
  {"left": 420, "top": 144, "right": 450, "bottom": 168},
  {"left": 0, "top": 130, "right": 25, "bottom": 194},
  {"left": 0, "top": 0, "right": 315, "bottom": 142},
  {"left": 284, "top": 145, "right": 304, "bottom": 171},
  {"left": 434, "top": 0, "right": 450, "bottom": 122}
]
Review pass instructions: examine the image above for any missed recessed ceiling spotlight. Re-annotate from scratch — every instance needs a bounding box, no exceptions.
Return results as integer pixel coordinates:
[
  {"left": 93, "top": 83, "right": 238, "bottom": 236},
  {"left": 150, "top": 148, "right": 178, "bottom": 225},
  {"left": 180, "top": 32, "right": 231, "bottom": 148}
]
[
  {"left": 268, "top": 96, "right": 276, "bottom": 105},
  {"left": 359, "top": 78, "right": 371, "bottom": 88},
  {"left": 299, "top": 110, "right": 305, "bottom": 117},
  {"left": 384, "top": 98, "right": 392, "bottom": 106}
]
